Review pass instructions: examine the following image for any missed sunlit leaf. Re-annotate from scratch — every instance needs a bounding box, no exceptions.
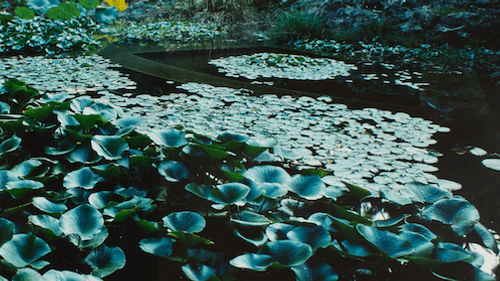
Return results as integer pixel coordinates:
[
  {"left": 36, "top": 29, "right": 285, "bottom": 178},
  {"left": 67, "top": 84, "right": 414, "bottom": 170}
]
[
  {"left": 0, "top": 135, "right": 21, "bottom": 156},
  {"left": 231, "top": 210, "right": 272, "bottom": 226},
  {"left": 139, "top": 237, "right": 175, "bottom": 258},
  {"left": 157, "top": 161, "right": 189, "bottom": 182},
  {"left": 63, "top": 167, "right": 104, "bottom": 190},
  {"left": 59, "top": 204, "right": 104, "bottom": 240},
  {"left": 5, "top": 179, "right": 44, "bottom": 198},
  {"left": 148, "top": 129, "right": 188, "bottom": 147},
  {"left": 287, "top": 174, "right": 325, "bottom": 200},
  {"left": 66, "top": 146, "right": 102, "bottom": 164},
  {"left": 12, "top": 267, "right": 42, "bottom": 281},
  {"left": 291, "top": 262, "right": 339, "bottom": 281},
  {"left": 422, "top": 198, "right": 480, "bottom": 236},
  {"left": 356, "top": 224, "right": 414, "bottom": 258},
  {"left": 181, "top": 263, "right": 216, "bottom": 281},
  {"left": 84, "top": 244, "right": 126, "bottom": 277},
  {"left": 209, "top": 183, "right": 250, "bottom": 205},
  {"left": 29, "top": 214, "right": 63, "bottom": 237},
  {"left": 262, "top": 240, "right": 312, "bottom": 267},
  {"left": 0, "top": 234, "right": 51, "bottom": 267},
  {"left": 229, "top": 253, "right": 273, "bottom": 271},
  {"left": 162, "top": 211, "right": 206, "bottom": 233},
  {"left": 287, "top": 225, "right": 331, "bottom": 250},
  {"left": 91, "top": 135, "right": 129, "bottom": 160}
]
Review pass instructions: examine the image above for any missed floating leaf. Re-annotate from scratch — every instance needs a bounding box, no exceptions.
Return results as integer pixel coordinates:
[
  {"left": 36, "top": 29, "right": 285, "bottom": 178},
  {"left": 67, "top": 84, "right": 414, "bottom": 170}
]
[
  {"left": 9, "top": 159, "right": 42, "bottom": 178},
  {"left": 402, "top": 182, "right": 450, "bottom": 204},
  {"left": 83, "top": 102, "right": 118, "bottom": 122},
  {"left": 474, "top": 222, "right": 498, "bottom": 254},
  {"left": 157, "top": 161, "right": 189, "bottom": 182},
  {"left": 29, "top": 214, "right": 63, "bottom": 237},
  {"left": 139, "top": 237, "right": 175, "bottom": 258},
  {"left": 482, "top": 159, "right": 500, "bottom": 171},
  {"left": 5, "top": 179, "right": 44, "bottom": 198},
  {"left": 148, "top": 129, "right": 188, "bottom": 147},
  {"left": 14, "top": 6, "right": 35, "bottom": 19},
  {"left": 59, "top": 204, "right": 104, "bottom": 240},
  {"left": 113, "top": 116, "right": 145, "bottom": 129},
  {"left": 0, "top": 218, "right": 15, "bottom": 247},
  {"left": 12, "top": 267, "right": 42, "bottom": 281},
  {"left": 169, "top": 231, "right": 212, "bottom": 247},
  {"left": 356, "top": 224, "right": 414, "bottom": 258},
  {"left": 287, "top": 174, "right": 325, "bottom": 200},
  {"left": 162, "top": 211, "right": 206, "bottom": 233},
  {"left": 229, "top": 253, "right": 273, "bottom": 271},
  {"left": 265, "top": 223, "right": 296, "bottom": 241},
  {"left": 185, "top": 183, "right": 213, "bottom": 199},
  {"left": 422, "top": 198, "right": 480, "bottom": 236},
  {"left": 66, "top": 147, "right": 102, "bottom": 164},
  {"left": 91, "top": 135, "right": 129, "bottom": 160},
  {"left": 0, "top": 234, "right": 51, "bottom": 267},
  {"left": 40, "top": 270, "right": 97, "bottom": 281},
  {"left": 84, "top": 244, "right": 126, "bottom": 277},
  {"left": 0, "top": 135, "right": 21, "bottom": 156},
  {"left": 287, "top": 225, "right": 331, "bottom": 250},
  {"left": 231, "top": 210, "right": 272, "bottom": 226},
  {"left": 63, "top": 167, "right": 104, "bottom": 190},
  {"left": 68, "top": 226, "right": 108, "bottom": 249},
  {"left": 263, "top": 240, "right": 313, "bottom": 267},
  {"left": 209, "top": 183, "right": 250, "bottom": 205},
  {"left": 244, "top": 165, "right": 291, "bottom": 185},
  {"left": 234, "top": 229, "right": 268, "bottom": 246},
  {"left": 44, "top": 140, "right": 76, "bottom": 156},
  {"left": 0, "top": 101, "right": 10, "bottom": 114},
  {"left": 291, "top": 262, "right": 338, "bottom": 281},
  {"left": 181, "top": 263, "right": 217, "bottom": 281}
]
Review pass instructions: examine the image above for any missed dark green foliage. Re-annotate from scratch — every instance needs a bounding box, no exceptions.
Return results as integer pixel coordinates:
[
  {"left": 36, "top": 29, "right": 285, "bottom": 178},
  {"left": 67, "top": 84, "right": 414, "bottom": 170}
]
[
  {"left": 271, "top": 11, "right": 327, "bottom": 43},
  {"left": 0, "top": 79, "right": 496, "bottom": 281}
]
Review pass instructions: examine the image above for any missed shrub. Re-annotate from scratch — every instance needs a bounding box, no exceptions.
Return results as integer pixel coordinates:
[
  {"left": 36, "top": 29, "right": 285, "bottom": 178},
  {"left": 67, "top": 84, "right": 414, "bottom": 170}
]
[{"left": 270, "top": 11, "right": 327, "bottom": 44}]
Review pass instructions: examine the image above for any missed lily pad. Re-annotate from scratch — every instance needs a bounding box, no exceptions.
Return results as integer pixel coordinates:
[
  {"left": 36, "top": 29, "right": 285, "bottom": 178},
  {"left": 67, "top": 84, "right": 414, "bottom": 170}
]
[
  {"left": 209, "top": 182, "right": 250, "bottom": 205},
  {"left": 230, "top": 210, "right": 272, "bottom": 226},
  {"left": 181, "top": 263, "right": 217, "bottom": 281},
  {"left": 422, "top": 198, "right": 480, "bottom": 236},
  {"left": 229, "top": 253, "right": 273, "bottom": 271},
  {"left": 0, "top": 135, "right": 21, "bottom": 157},
  {"left": 12, "top": 267, "right": 42, "bottom": 281},
  {"left": 139, "top": 237, "right": 175, "bottom": 258},
  {"left": 63, "top": 167, "right": 104, "bottom": 190},
  {"left": 287, "top": 174, "right": 325, "bottom": 200},
  {"left": 59, "top": 204, "right": 104, "bottom": 240},
  {"left": 148, "top": 129, "right": 188, "bottom": 147},
  {"left": 157, "top": 161, "right": 190, "bottom": 182},
  {"left": 66, "top": 147, "right": 102, "bottom": 164},
  {"left": 29, "top": 214, "right": 63, "bottom": 237},
  {"left": 356, "top": 224, "right": 414, "bottom": 258},
  {"left": 5, "top": 179, "right": 44, "bottom": 198},
  {"left": 91, "top": 135, "right": 129, "bottom": 160},
  {"left": 0, "top": 218, "right": 15, "bottom": 247},
  {"left": 84, "top": 244, "right": 126, "bottom": 277},
  {"left": 243, "top": 165, "right": 291, "bottom": 185},
  {"left": 263, "top": 240, "right": 313, "bottom": 267},
  {"left": 0, "top": 234, "right": 51, "bottom": 267},
  {"left": 482, "top": 159, "right": 500, "bottom": 171},
  {"left": 286, "top": 225, "right": 331, "bottom": 250},
  {"left": 162, "top": 211, "right": 206, "bottom": 233}
]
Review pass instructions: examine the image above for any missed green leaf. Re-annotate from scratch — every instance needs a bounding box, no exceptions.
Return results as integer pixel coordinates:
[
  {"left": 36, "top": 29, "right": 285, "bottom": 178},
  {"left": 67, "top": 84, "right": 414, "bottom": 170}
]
[
  {"left": 14, "top": 6, "right": 35, "bottom": 19},
  {"left": 422, "top": 198, "right": 480, "bottom": 236},
  {"left": 291, "top": 262, "right": 338, "bottom": 281},
  {"left": 162, "top": 211, "right": 206, "bottom": 233},
  {"left": 181, "top": 263, "right": 217, "bottom": 281},
  {"left": 12, "top": 267, "right": 42, "bottom": 281},
  {"left": 185, "top": 183, "right": 213, "bottom": 200},
  {"left": 68, "top": 226, "right": 108, "bottom": 249},
  {"left": 139, "top": 237, "right": 175, "bottom": 258},
  {"left": 44, "top": 140, "right": 76, "bottom": 156},
  {"left": 66, "top": 146, "right": 102, "bottom": 164},
  {"left": 0, "top": 234, "right": 51, "bottom": 267},
  {"left": 244, "top": 165, "right": 291, "bottom": 185},
  {"left": 343, "top": 182, "right": 372, "bottom": 200},
  {"left": 209, "top": 183, "right": 250, "bottom": 205},
  {"left": 5, "top": 179, "right": 44, "bottom": 198},
  {"left": 230, "top": 210, "right": 272, "bottom": 226},
  {"left": 63, "top": 167, "right": 104, "bottom": 190},
  {"left": 32, "top": 196, "right": 68, "bottom": 216},
  {"left": 287, "top": 225, "right": 331, "bottom": 250},
  {"left": 157, "top": 161, "right": 189, "bottom": 182},
  {"left": 148, "top": 129, "right": 188, "bottom": 147},
  {"left": 169, "top": 231, "right": 212, "bottom": 247},
  {"left": 59, "top": 204, "right": 104, "bottom": 240},
  {"left": 474, "top": 222, "right": 498, "bottom": 254},
  {"left": 46, "top": 2, "right": 79, "bottom": 20},
  {"left": 9, "top": 159, "right": 42, "bottom": 178},
  {"left": 356, "top": 224, "right": 414, "bottom": 258},
  {"left": 229, "top": 253, "right": 273, "bottom": 271},
  {"left": 103, "top": 197, "right": 154, "bottom": 222},
  {"left": 84, "top": 244, "right": 126, "bottom": 277},
  {"left": 192, "top": 143, "right": 234, "bottom": 161},
  {"left": 263, "top": 240, "right": 313, "bottom": 267},
  {"left": 91, "top": 135, "right": 129, "bottom": 160},
  {"left": 287, "top": 174, "right": 325, "bottom": 200},
  {"left": 24, "top": 105, "right": 55, "bottom": 123},
  {"left": 29, "top": 214, "right": 63, "bottom": 237},
  {"left": 403, "top": 182, "right": 451, "bottom": 204},
  {"left": 73, "top": 114, "right": 106, "bottom": 130},
  {"left": 0, "top": 135, "right": 21, "bottom": 156},
  {"left": 83, "top": 102, "right": 118, "bottom": 122},
  {"left": 0, "top": 218, "right": 15, "bottom": 248},
  {"left": 0, "top": 101, "right": 10, "bottom": 114}
]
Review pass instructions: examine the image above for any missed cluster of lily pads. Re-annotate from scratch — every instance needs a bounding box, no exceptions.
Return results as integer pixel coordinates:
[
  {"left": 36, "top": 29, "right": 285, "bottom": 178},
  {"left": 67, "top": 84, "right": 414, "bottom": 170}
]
[
  {"left": 0, "top": 78, "right": 497, "bottom": 280},
  {"left": 99, "top": 20, "right": 225, "bottom": 43},
  {"left": 0, "top": 15, "right": 101, "bottom": 55},
  {"left": 208, "top": 53, "right": 357, "bottom": 81}
]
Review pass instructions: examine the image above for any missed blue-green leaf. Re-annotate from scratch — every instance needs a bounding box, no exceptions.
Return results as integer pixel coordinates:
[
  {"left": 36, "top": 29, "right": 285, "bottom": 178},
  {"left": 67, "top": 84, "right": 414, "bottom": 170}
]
[
  {"left": 163, "top": 211, "right": 206, "bottom": 233},
  {"left": 139, "top": 237, "right": 175, "bottom": 258},
  {"left": 40, "top": 270, "right": 98, "bottom": 281},
  {"left": 291, "top": 262, "right": 339, "bottom": 281},
  {"left": 422, "top": 198, "right": 480, "bottom": 236},
  {"left": 403, "top": 182, "right": 451, "bottom": 204},
  {"left": 209, "top": 183, "right": 250, "bottom": 205},
  {"left": 63, "top": 167, "right": 104, "bottom": 190},
  {"left": 474, "top": 223, "right": 498, "bottom": 254},
  {"left": 287, "top": 225, "right": 331, "bottom": 250},
  {"left": 32, "top": 197, "right": 68, "bottom": 215},
  {"left": 68, "top": 226, "right": 108, "bottom": 249},
  {"left": 29, "top": 214, "right": 63, "bottom": 237},
  {"left": 59, "top": 204, "right": 104, "bottom": 240},
  {"left": 148, "top": 129, "right": 188, "bottom": 147},
  {"left": 0, "top": 101, "right": 10, "bottom": 114},
  {"left": 265, "top": 223, "right": 296, "bottom": 241},
  {"left": 230, "top": 210, "right": 272, "bottom": 226},
  {"left": 356, "top": 224, "right": 414, "bottom": 258},
  {"left": 0, "top": 218, "right": 15, "bottom": 248},
  {"left": 243, "top": 166, "right": 291, "bottom": 185},
  {"left": 229, "top": 253, "right": 273, "bottom": 271},
  {"left": 287, "top": 174, "right": 325, "bottom": 200},
  {"left": 0, "top": 234, "right": 51, "bottom": 267},
  {"left": 44, "top": 140, "right": 76, "bottom": 156},
  {"left": 66, "top": 146, "right": 102, "bottom": 164},
  {"left": 181, "top": 263, "right": 217, "bottom": 281},
  {"left": 263, "top": 240, "right": 313, "bottom": 267},
  {"left": 0, "top": 135, "right": 21, "bottom": 156},
  {"left": 12, "top": 267, "right": 42, "bottom": 281},
  {"left": 5, "top": 180, "right": 44, "bottom": 198},
  {"left": 84, "top": 244, "right": 126, "bottom": 277},
  {"left": 157, "top": 161, "right": 189, "bottom": 182},
  {"left": 95, "top": 6, "right": 119, "bottom": 23},
  {"left": 91, "top": 135, "right": 129, "bottom": 160}
]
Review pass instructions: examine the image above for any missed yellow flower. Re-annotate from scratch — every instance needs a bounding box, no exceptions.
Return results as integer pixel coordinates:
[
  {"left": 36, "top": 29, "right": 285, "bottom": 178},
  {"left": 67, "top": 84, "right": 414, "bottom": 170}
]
[{"left": 105, "top": 0, "right": 127, "bottom": 12}]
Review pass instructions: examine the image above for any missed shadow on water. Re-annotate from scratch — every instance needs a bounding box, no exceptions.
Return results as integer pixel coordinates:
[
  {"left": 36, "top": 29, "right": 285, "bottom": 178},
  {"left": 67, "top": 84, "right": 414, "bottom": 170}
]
[{"left": 99, "top": 41, "right": 500, "bottom": 280}]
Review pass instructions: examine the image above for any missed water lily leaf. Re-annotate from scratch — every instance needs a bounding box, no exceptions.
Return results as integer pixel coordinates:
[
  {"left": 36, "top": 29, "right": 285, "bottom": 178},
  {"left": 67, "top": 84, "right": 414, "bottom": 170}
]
[
  {"left": 291, "top": 262, "right": 339, "bottom": 281},
  {"left": 40, "top": 269, "right": 98, "bottom": 281},
  {"left": 133, "top": 216, "right": 160, "bottom": 234},
  {"left": 139, "top": 237, "right": 175, "bottom": 258},
  {"left": 192, "top": 143, "right": 234, "bottom": 161},
  {"left": 29, "top": 214, "right": 63, "bottom": 237},
  {"left": 343, "top": 182, "right": 372, "bottom": 200},
  {"left": 234, "top": 229, "right": 268, "bottom": 246},
  {"left": 356, "top": 224, "right": 414, "bottom": 258},
  {"left": 0, "top": 135, "right": 21, "bottom": 157},
  {"left": 162, "top": 211, "right": 206, "bottom": 233},
  {"left": 112, "top": 116, "right": 144, "bottom": 129},
  {"left": 14, "top": 6, "right": 35, "bottom": 19},
  {"left": 24, "top": 105, "right": 55, "bottom": 122},
  {"left": 338, "top": 240, "right": 373, "bottom": 257},
  {"left": 66, "top": 146, "right": 102, "bottom": 164},
  {"left": 218, "top": 132, "right": 249, "bottom": 143},
  {"left": 148, "top": 129, "right": 188, "bottom": 147},
  {"left": 229, "top": 253, "right": 273, "bottom": 271},
  {"left": 0, "top": 234, "right": 51, "bottom": 267},
  {"left": 13, "top": 267, "right": 42, "bottom": 280},
  {"left": 380, "top": 188, "right": 413, "bottom": 206},
  {"left": 73, "top": 114, "right": 106, "bottom": 130},
  {"left": 91, "top": 135, "right": 129, "bottom": 160},
  {"left": 482, "top": 159, "right": 500, "bottom": 171},
  {"left": 68, "top": 226, "right": 108, "bottom": 249},
  {"left": 103, "top": 197, "right": 154, "bottom": 222},
  {"left": 399, "top": 231, "right": 434, "bottom": 258},
  {"left": 402, "top": 182, "right": 451, "bottom": 204},
  {"left": 209, "top": 183, "right": 250, "bottom": 205},
  {"left": 63, "top": 167, "right": 104, "bottom": 190},
  {"left": 262, "top": 240, "right": 313, "bottom": 267},
  {"left": 181, "top": 263, "right": 217, "bottom": 281},
  {"left": 185, "top": 183, "right": 213, "bottom": 199},
  {"left": 44, "top": 140, "right": 76, "bottom": 156},
  {"left": 243, "top": 165, "right": 291, "bottom": 185},
  {"left": 115, "top": 186, "right": 147, "bottom": 198},
  {"left": 307, "top": 213, "right": 338, "bottom": 232},
  {"left": 79, "top": 0, "right": 98, "bottom": 10},
  {"left": 286, "top": 225, "right": 331, "bottom": 250},
  {"left": 400, "top": 224, "right": 437, "bottom": 241},
  {"left": 187, "top": 249, "right": 217, "bottom": 262},
  {"left": 0, "top": 101, "right": 10, "bottom": 114},
  {"left": 265, "top": 223, "right": 296, "bottom": 241},
  {"left": 32, "top": 196, "right": 67, "bottom": 215},
  {"left": 169, "top": 231, "right": 213, "bottom": 247},
  {"left": 84, "top": 244, "right": 126, "bottom": 277},
  {"left": 287, "top": 174, "right": 325, "bottom": 200},
  {"left": 422, "top": 198, "right": 480, "bottom": 236},
  {"left": 274, "top": 146, "right": 303, "bottom": 160},
  {"left": 474, "top": 222, "right": 498, "bottom": 254},
  {"left": 26, "top": 0, "right": 59, "bottom": 14},
  {"left": 246, "top": 137, "right": 278, "bottom": 148},
  {"left": 46, "top": 2, "right": 79, "bottom": 20},
  {"left": 157, "top": 161, "right": 189, "bottom": 182},
  {"left": 9, "top": 159, "right": 42, "bottom": 179},
  {"left": 83, "top": 102, "right": 118, "bottom": 122},
  {"left": 231, "top": 210, "right": 272, "bottom": 226},
  {"left": 0, "top": 218, "right": 15, "bottom": 247},
  {"left": 5, "top": 179, "right": 44, "bottom": 198},
  {"left": 435, "top": 242, "right": 473, "bottom": 263},
  {"left": 70, "top": 97, "right": 93, "bottom": 113},
  {"left": 59, "top": 204, "right": 104, "bottom": 240}
]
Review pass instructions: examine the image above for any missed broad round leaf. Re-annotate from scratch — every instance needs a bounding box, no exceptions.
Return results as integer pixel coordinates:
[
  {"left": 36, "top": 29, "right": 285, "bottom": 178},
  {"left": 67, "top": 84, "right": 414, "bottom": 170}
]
[
  {"left": 287, "top": 174, "right": 325, "bottom": 200},
  {"left": 5, "top": 180, "right": 44, "bottom": 198},
  {"left": 32, "top": 197, "right": 68, "bottom": 214},
  {"left": 26, "top": 0, "right": 59, "bottom": 14},
  {"left": 422, "top": 198, "right": 480, "bottom": 236},
  {"left": 63, "top": 167, "right": 104, "bottom": 190},
  {"left": 287, "top": 225, "right": 331, "bottom": 250},
  {"left": 66, "top": 147, "right": 102, "bottom": 164},
  {"left": 139, "top": 237, "right": 175, "bottom": 258},
  {"left": 157, "top": 161, "right": 189, "bottom": 182},
  {"left": 148, "top": 129, "right": 188, "bottom": 147},
  {"left": 229, "top": 253, "right": 273, "bottom": 271},
  {"left": 41, "top": 270, "right": 94, "bottom": 281},
  {"left": 291, "top": 262, "right": 338, "bottom": 281},
  {"left": 59, "top": 204, "right": 104, "bottom": 240},
  {"left": 68, "top": 226, "right": 108, "bottom": 249},
  {"left": 209, "top": 183, "right": 250, "bottom": 205},
  {"left": 0, "top": 234, "right": 51, "bottom": 267},
  {"left": 181, "top": 263, "right": 217, "bottom": 281},
  {"left": 29, "top": 214, "right": 62, "bottom": 237},
  {"left": 0, "top": 135, "right": 21, "bottom": 156},
  {"left": 12, "top": 267, "right": 42, "bottom": 281},
  {"left": 356, "top": 224, "right": 414, "bottom": 258},
  {"left": 0, "top": 101, "right": 10, "bottom": 114},
  {"left": 402, "top": 182, "right": 451, "bottom": 204},
  {"left": 482, "top": 159, "right": 500, "bottom": 171},
  {"left": 91, "top": 135, "right": 129, "bottom": 160},
  {"left": 264, "top": 240, "right": 313, "bottom": 267},
  {"left": 230, "top": 210, "right": 272, "bottom": 226},
  {"left": 163, "top": 211, "right": 206, "bottom": 233},
  {"left": 243, "top": 165, "right": 291, "bottom": 184},
  {"left": 265, "top": 223, "right": 296, "bottom": 241},
  {"left": 84, "top": 244, "right": 126, "bottom": 277},
  {"left": 0, "top": 218, "right": 14, "bottom": 248}
]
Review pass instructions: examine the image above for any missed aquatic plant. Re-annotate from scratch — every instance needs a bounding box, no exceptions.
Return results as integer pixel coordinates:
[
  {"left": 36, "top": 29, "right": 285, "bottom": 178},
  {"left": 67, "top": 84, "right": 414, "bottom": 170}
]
[
  {"left": 270, "top": 11, "right": 327, "bottom": 43},
  {"left": 0, "top": 78, "right": 497, "bottom": 280}
]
